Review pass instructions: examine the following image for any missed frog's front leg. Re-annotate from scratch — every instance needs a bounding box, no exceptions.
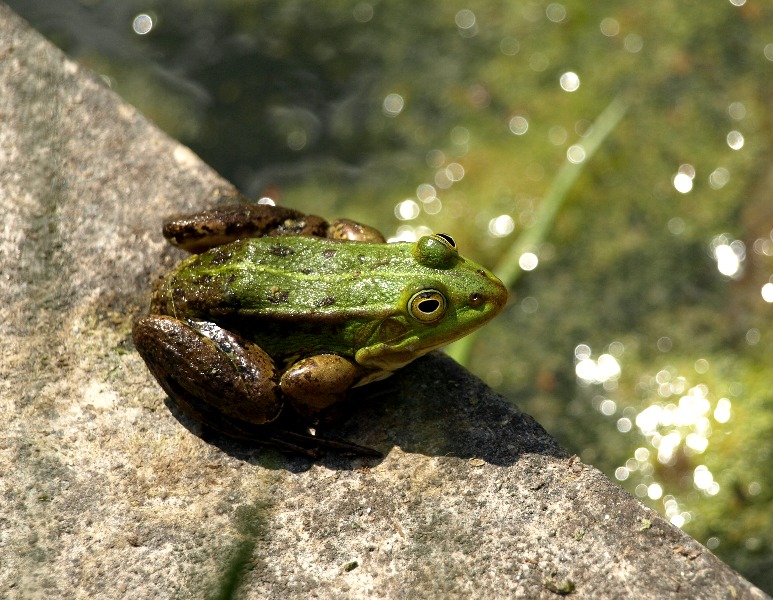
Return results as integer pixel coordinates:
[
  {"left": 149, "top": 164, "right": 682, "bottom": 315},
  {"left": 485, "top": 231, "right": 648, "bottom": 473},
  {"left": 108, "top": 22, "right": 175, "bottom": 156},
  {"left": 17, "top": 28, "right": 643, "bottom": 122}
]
[
  {"left": 280, "top": 354, "right": 363, "bottom": 419},
  {"left": 132, "top": 316, "right": 283, "bottom": 428}
]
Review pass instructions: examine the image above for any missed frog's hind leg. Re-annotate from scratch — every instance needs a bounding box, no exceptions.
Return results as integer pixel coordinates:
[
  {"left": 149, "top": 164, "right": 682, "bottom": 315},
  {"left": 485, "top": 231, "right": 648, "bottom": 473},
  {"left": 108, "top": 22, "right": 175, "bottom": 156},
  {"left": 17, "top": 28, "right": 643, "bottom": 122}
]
[
  {"left": 132, "top": 315, "right": 284, "bottom": 428},
  {"left": 133, "top": 316, "right": 381, "bottom": 457},
  {"left": 162, "top": 204, "right": 328, "bottom": 253}
]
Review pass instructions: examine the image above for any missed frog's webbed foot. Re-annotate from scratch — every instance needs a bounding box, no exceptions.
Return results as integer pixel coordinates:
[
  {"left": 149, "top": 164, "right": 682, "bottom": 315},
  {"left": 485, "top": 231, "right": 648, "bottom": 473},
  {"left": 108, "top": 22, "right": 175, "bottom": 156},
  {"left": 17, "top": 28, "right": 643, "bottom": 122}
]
[
  {"left": 202, "top": 413, "right": 383, "bottom": 458},
  {"left": 250, "top": 426, "right": 382, "bottom": 458}
]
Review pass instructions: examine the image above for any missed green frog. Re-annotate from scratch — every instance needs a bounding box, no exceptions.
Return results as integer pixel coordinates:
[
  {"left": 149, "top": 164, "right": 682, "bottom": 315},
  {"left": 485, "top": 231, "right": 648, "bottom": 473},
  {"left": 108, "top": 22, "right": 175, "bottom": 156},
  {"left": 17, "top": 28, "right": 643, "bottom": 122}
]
[{"left": 133, "top": 203, "right": 508, "bottom": 456}]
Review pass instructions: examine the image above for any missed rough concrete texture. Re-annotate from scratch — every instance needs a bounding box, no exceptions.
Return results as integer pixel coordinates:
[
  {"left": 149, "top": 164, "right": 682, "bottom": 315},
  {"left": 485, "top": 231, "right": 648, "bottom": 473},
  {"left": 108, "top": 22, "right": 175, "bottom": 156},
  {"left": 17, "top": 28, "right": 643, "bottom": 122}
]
[{"left": 0, "top": 4, "right": 768, "bottom": 599}]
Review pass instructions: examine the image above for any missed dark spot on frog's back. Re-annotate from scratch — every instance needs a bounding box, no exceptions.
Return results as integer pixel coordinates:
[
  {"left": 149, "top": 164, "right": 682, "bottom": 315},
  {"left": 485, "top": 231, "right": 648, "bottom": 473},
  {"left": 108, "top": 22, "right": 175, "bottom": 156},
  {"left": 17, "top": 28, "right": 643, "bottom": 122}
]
[
  {"left": 269, "top": 245, "right": 295, "bottom": 257},
  {"left": 206, "top": 246, "right": 238, "bottom": 266},
  {"left": 266, "top": 288, "right": 290, "bottom": 304},
  {"left": 316, "top": 296, "right": 336, "bottom": 308},
  {"left": 220, "top": 290, "right": 243, "bottom": 309},
  {"left": 192, "top": 274, "right": 213, "bottom": 286},
  {"left": 322, "top": 248, "right": 336, "bottom": 259}
]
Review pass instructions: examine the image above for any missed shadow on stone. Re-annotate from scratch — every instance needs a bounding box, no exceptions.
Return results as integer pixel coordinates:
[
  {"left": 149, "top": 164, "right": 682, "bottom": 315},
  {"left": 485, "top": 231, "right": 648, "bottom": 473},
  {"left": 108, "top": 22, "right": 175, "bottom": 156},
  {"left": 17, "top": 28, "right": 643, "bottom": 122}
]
[{"left": 162, "top": 352, "right": 566, "bottom": 471}]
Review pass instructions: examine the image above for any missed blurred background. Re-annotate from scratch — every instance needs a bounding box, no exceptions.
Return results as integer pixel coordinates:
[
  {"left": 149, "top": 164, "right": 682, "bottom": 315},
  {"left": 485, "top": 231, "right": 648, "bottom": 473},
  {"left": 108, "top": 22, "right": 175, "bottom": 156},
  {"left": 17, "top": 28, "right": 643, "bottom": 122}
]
[{"left": 9, "top": 0, "right": 772, "bottom": 592}]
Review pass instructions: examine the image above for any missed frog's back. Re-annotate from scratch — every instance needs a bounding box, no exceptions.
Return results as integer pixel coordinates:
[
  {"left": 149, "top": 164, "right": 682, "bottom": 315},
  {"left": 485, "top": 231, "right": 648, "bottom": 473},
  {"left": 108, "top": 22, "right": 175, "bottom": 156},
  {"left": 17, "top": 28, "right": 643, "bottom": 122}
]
[{"left": 152, "top": 236, "right": 417, "bottom": 325}]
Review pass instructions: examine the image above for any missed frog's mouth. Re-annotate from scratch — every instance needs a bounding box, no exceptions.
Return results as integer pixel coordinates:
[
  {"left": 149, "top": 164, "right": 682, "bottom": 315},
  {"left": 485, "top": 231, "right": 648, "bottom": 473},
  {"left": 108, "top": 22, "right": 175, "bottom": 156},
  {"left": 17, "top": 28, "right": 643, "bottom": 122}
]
[{"left": 356, "top": 338, "right": 449, "bottom": 372}]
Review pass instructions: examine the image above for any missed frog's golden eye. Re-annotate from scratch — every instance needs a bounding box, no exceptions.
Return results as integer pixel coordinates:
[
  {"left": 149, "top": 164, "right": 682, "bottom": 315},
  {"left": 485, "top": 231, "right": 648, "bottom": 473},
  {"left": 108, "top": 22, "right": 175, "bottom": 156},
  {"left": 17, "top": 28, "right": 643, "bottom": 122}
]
[
  {"left": 434, "top": 233, "right": 456, "bottom": 249},
  {"left": 408, "top": 289, "right": 447, "bottom": 323}
]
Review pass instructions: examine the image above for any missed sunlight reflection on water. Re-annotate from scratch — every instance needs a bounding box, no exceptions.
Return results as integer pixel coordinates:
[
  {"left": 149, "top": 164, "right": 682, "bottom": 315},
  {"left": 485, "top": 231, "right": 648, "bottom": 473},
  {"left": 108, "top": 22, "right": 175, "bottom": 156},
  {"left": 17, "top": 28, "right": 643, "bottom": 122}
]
[
  {"left": 132, "top": 14, "right": 153, "bottom": 35},
  {"left": 382, "top": 93, "right": 404, "bottom": 117},
  {"left": 575, "top": 341, "right": 734, "bottom": 527},
  {"left": 600, "top": 17, "right": 620, "bottom": 37},
  {"left": 726, "top": 130, "right": 745, "bottom": 150},
  {"left": 559, "top": 71, "right": 580, "bottom": 92},
  {"left": 710, "top": 234, "right": 745, "bottom": 278}
]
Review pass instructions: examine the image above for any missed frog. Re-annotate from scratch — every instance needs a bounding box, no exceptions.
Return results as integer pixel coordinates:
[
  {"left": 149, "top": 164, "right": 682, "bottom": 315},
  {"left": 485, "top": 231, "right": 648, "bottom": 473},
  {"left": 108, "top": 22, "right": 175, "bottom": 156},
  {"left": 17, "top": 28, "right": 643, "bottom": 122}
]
[{"left": 132, "top": 203, "right": 508, "bottom": 456}]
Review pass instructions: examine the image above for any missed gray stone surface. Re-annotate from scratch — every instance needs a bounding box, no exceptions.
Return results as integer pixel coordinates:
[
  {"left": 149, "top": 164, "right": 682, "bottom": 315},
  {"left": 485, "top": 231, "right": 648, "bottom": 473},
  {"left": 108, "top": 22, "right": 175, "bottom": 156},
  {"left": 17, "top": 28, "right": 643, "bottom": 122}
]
[{"left": 0, "top": 4, "right": 768, "bottom": 599}]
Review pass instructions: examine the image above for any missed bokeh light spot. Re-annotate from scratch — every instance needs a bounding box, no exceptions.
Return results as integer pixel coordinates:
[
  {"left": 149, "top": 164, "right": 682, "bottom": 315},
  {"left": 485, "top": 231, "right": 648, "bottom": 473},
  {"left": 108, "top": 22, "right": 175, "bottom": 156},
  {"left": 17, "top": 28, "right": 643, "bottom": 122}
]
[
  {"left": 709, "top": 167, "right": 730, "bottom": 189},
  {"left": 286, "top": 129, "right": 307, "bottom": 151},
  {"left": 455, "top": 9, "right": 476, "bottom": 29},
  {"left": 711, "top": 235, "right": 745, "bottom": 278},
  {"left": 575, "top": 344, "right": 592, "bottom": 360},
  {"left": 382, "top": 93, "right": 405, "bottom": 117},
  {"left": 673, "top": 173, "right": 693, "bottom": 194},
  {"left": 509, "top": 115, "right": 529, "bottom": 135},
  {"left": 624, "top": 33, "right": 643, "bottom": 53},
  {"left": 446, "top": 162, "right": 465, "bottom": 182},
  {"left": 693, "top": 465, "right": 715, "bottom": 491},
  {"left": 546, "top": 3, "right": 567, "bottom": 23},
  {"left": 455, "top": 9, "right": 478, "bottom": 37},
  {"left": 529, "top": 52, "right": 550, "bottom": 72},
  {"left": 728, "top": 102, "right": 746, "bottom": 120},
  {"left": 132, "top": 14, "right": 153, "bottom": 35},
  {"left": 426, "top": 149, "right": 445, "bottom": 168},
  {"left": 520, "top": 296, "right": 539, "bottom": 313},
  {"left": 726, "top": 130, "right": 744, "bottom": 150},
  {"left": 394, "top": 199, "right": 420, "bottom": 221},
  {"left": 548, "top": 126, "right": 567, "bottom": 146},
  {"left": 566, "top": 145, "right": 586, "bottom": 163},
  {"left": 714, "top": 398, "right": 732, "bottom": 423},
  {"left": 667, "top": 217, "right": 685, "bottom": 235},
  {"left": 519, "top": 252, "right": 539, "bottom": 271},
  {"left": 600, "top": 17, "right": 620, "bottom": 37},
  {"left": 451, "top": 126, "right": 470, "bottom": 146},
  {"left": 559, "top": 71, "right": 580, "bottom": 92},
  {"left": 648, "top": 483, "right": 663, "bottom": 500},
  {"left": 500, "top": 37, "right": 520, "bottom": 56},
  {"left": 600, "top": 398, "right": 617, "bottom": 416},
  {"left": 352, "top": 2, "right": 374, "bottom": 23},
  {"left": 488, "top": 214, "right": 515, "bottom": 237},
  {"left": 416, "top": 183, "right": 436, "bottom": 201}
]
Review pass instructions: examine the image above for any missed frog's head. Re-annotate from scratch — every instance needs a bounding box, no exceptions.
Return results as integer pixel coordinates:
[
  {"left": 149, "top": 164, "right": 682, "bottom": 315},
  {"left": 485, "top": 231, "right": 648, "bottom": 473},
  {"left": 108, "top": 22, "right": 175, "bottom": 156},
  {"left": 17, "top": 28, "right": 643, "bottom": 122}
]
[{"left": 354, "top": 234, "right": 508, "bottom": 371}]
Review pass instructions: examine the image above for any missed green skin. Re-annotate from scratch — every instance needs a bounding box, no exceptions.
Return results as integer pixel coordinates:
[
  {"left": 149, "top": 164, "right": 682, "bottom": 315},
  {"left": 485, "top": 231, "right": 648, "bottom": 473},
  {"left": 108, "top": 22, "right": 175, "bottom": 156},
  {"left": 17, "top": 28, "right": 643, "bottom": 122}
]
[{"left": 133, "top": 205, "right": 507, "bottom": 455}]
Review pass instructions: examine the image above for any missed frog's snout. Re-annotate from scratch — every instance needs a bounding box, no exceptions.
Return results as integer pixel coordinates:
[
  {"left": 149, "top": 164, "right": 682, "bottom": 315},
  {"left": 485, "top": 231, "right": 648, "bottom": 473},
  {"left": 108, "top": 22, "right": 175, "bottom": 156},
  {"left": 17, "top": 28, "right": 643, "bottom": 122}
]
[{"left": 481, "top": 272, "right": 508, "bottom": 313}]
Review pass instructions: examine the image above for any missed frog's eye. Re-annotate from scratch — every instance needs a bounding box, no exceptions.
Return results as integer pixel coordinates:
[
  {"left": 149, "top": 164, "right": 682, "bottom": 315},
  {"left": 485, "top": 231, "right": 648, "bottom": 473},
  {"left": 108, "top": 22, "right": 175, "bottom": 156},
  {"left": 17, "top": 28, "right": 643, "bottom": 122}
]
[
  {"left": 435, "top": 233, "right": 456, "bottom": 248},
  {"left": 408, "top": 289, "right": 447, "bottom": 323},
  {"left": 413, "top": 234, "right": 459, "bottom": 269}
]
